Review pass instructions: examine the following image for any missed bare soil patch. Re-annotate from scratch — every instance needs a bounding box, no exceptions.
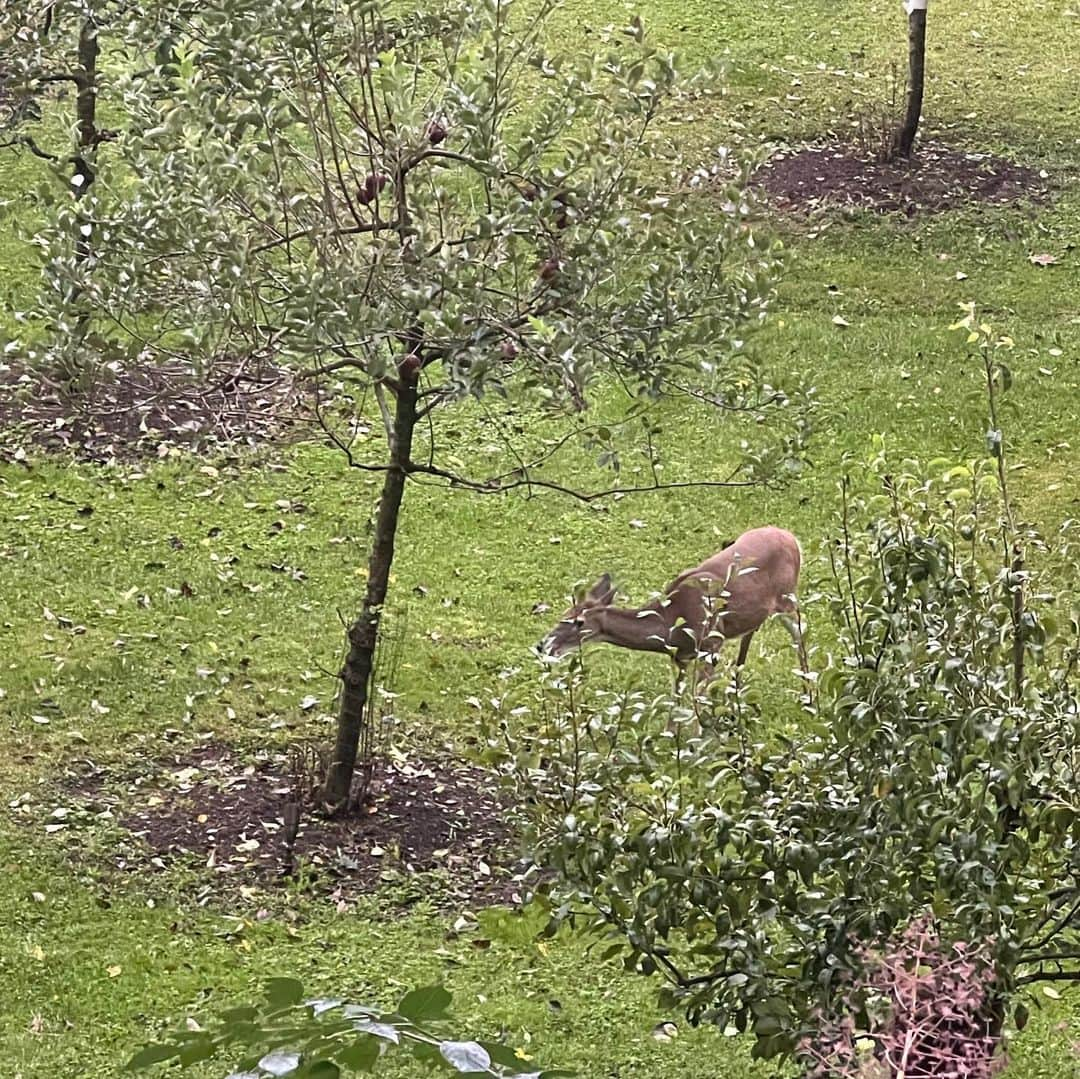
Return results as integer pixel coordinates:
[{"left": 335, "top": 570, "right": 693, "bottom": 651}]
[
  {"left": 0, "top": 356, "right": 316, "bottom": 464},
  {"left": 753, "top": 141, "right": 1048, "bottom": 215},
  {"left": 63, "top": 742, "right": 523, "bottom": 908}
]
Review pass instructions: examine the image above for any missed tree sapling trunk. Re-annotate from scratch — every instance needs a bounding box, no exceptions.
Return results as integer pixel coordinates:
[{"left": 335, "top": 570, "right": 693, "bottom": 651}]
[
  {"left": 893, "top": 0, "right": 928, "bottom": 159},
  {"left": 64, "top": 13, "right": 101, "bottom": 388},
  {"left": 322, "top": 364, "right": 420, "bottom": 813}
]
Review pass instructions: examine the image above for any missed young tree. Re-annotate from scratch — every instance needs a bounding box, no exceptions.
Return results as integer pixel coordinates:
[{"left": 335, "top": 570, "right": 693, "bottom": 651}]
[
  {"left": 1, "top": 0, "right": 182, "bottom": 377},
  {"left": 2, "top": 0, "right": 105, "bottom": 376},
  {"left": 892, "top": 0, "right": 928, "bottom": 158},
  {"left": 25, "top": 0, "right": 809, "bottom": 812}
]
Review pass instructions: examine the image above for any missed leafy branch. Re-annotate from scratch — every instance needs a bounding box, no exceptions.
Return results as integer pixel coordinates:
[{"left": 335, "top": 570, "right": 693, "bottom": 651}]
[{"left": 129, "top": 978, "right": 571, "bottom": 1078}]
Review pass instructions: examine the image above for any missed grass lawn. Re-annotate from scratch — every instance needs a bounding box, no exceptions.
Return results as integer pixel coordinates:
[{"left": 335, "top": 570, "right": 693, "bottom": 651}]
[{"left": 2, "top": 1, "right": 1080, "bottom": 1076}]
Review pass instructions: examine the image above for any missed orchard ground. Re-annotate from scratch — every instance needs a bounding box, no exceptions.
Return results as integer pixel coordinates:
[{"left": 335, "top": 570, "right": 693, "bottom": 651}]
[{"left": 2, "top": 1, "right": 1080, "bottom": 1076}]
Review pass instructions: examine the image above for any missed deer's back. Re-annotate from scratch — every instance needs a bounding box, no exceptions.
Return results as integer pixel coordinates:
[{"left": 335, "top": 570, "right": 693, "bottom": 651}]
[{"left": 666, "top": 526, "right": 801, "bottom": 641}]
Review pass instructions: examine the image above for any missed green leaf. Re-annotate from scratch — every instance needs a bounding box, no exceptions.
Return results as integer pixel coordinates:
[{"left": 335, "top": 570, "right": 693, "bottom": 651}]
[
  {"left": 396, "top": 984, "right": 451, "bottom": 1022},
  {"left": 220, "top": 1006, "right": 260, "bottom": 1023},
  {"left": 126, "top": 1043, "right": 178, "bottom": 1071},
  {"left": 177, "top": 1037, "right": 216, "bottom": 1066},
  {"left": 336, "top": 1037, "right": 380, "bottom": 1070},
  {"left": 301, "top": 1062, "right": 341, "bottom": 1079},
  {"left": 259, "top": 1050, "right": 302, "bottom": 1075},
  {"left": 478, "top": 1041, "right": 530, "bottom": 1069},
  {"left": 351, "top": 1019, "right": 399, "bottom": 1043},
  {"left": 439, "top": 1040, "right": 491, "bottom": 1072},
  {"left": 265, "top": 978, "right": 305, "bottom": 1009}
]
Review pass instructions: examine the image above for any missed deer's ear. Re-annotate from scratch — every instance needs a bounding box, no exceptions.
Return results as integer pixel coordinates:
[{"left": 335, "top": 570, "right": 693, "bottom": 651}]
[{"left": 588, "top": 573, "right": 616, "bottom": 605}]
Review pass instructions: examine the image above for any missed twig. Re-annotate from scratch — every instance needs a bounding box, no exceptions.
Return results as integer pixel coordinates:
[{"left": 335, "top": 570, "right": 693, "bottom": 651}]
[
  {"left": 249, "top": 220, "right": 389, "bottom": 255},
  {"left": 0, "top": 134, "right": 61, "bottom": 161},
  {"left": 405, "top": 459, "right": 753, "bottom": 501},
  {"left": 1015, "top": 969, "right": 1080, "bottom": 986}
]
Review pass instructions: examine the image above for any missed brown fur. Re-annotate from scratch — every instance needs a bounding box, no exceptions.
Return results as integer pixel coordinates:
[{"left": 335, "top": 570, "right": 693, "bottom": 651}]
[{"left": 539, "top": 526, "right": 802, "bottom": 682}]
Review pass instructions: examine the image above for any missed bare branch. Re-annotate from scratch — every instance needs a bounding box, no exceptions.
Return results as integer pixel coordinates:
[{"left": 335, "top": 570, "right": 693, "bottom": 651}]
[
  {"left": 405, "top": 459, "right": 753, "bottom": 501},
  {"left": 0, "top": 134, "right": 61, "bottom": 161},
  {"left": 1018, "top": 949, "right": 1080, "bottom": 966},
  {"left": 649, "top": 949, "right": 733, "bottom": 990},
  {"left": 1027, "top": 891, "right": 1080, "bottom": 954},
  {"left": 1015, "top": 968, "right": 1080, "bottom": 986},
  {"left": 296, "top": 356, "right": 368, "bottom": 380},
  {"left": 33, "top": 72, "right": 87, "bottom": 88},
  {"left": 403, "top": 146, "right": 498, "bottom": 178},
  {"left": 249, "top": 220, "right": 389, "bottom": 255}
]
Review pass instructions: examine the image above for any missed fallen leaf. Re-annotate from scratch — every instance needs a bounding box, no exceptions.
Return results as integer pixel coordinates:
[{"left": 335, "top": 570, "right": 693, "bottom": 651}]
[{"left": 652, "top": 1021, "right": 679, "bottom": 1042}]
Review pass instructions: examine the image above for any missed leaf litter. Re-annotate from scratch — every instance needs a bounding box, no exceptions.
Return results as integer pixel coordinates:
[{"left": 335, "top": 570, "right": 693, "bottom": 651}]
[
  {"left": 0, "top": 356, "right": 315, "bottom": 464},
  {"left": 46, "top": 742, "right": 524, "bottom": 908},
  {"left": 753, "top": 140, "right": 1049, "bottom": 216}
]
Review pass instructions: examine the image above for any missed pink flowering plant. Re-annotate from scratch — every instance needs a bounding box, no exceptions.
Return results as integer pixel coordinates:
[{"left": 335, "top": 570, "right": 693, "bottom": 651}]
[{"left": 800, "top": 915, "right": 1004, "bottom": 1078}]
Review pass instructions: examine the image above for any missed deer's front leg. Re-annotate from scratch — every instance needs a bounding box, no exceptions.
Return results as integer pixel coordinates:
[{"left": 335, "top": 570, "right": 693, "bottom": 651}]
[
  {"left": 673, "top": 657, "right": 688, "bottom": 696},
  {"left": 735, "top": 631, "right": 754, "bottom": 667}
]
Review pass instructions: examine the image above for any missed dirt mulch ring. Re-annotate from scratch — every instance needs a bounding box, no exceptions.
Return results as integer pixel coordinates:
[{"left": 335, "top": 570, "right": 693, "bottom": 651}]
[
  {"left": 753, "top": 141, "right": 1049, "bottom": 216},
  {"left": 0, "top": 356, "right": 318, "bottom": 464},
  {"left": 60, "top": 743, "right": 526, "bottom": 908}
]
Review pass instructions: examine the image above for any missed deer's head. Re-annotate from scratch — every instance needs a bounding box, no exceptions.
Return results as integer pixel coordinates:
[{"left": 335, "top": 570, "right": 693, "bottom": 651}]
[{"left": 537, "top": 573, "right": 616, "bottom": 658}]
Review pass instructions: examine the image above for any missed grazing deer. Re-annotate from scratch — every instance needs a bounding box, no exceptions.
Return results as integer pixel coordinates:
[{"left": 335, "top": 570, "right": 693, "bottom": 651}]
[{"left": 538, "top": 526, "right": 802, "bottom": 690}]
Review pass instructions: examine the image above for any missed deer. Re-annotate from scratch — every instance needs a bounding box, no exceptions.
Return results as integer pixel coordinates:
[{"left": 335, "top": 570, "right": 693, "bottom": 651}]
[{"left": 537, "top": 526, "right": 803, "bottom": 693}]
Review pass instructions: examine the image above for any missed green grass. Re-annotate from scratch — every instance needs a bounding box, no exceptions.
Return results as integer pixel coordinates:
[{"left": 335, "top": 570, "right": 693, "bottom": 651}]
[{"left": 3, "top": 1, "right": 1080, "bottom": 1076}]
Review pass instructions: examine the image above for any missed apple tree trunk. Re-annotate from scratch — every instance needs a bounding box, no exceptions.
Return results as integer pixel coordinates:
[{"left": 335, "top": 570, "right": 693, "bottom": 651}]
[{"left": 322, "top": 368, "right": 419, "bottom": 813}]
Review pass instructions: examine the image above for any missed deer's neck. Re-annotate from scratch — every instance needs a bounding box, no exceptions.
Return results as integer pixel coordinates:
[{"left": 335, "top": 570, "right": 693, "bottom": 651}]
[{"left": 588, "top": 603, "right": 675, "bottom": 655}]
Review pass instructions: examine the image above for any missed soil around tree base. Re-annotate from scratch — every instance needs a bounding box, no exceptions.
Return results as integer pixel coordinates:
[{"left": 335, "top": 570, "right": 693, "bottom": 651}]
[
  {"left": 752, "top": 141, "right": 1049, "bottom": 215},
  {"left": 0, "top": 356, "right": 315, "bottom": 463},
  {"left": 61, "top": 742, "right": 524, "bottom": 908}
]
